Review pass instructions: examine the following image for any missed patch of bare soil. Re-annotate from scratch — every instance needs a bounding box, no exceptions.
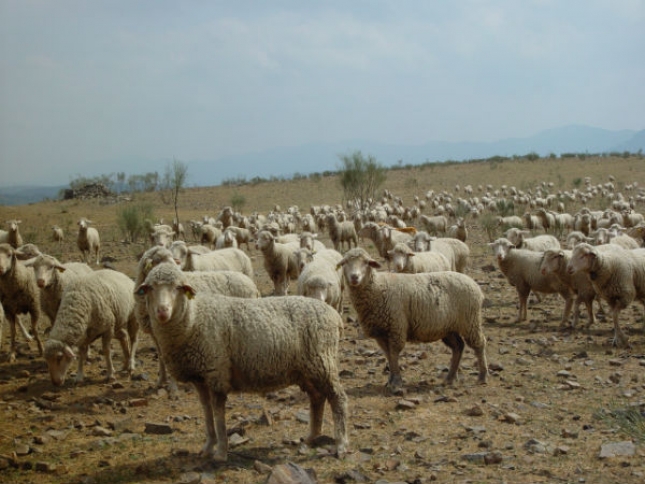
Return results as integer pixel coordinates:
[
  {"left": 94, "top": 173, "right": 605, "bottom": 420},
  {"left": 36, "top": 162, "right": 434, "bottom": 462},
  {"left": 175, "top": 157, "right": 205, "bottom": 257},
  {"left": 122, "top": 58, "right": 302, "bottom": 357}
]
[{"left": 1, "top": 226, "right": 645, "bottom": 484}]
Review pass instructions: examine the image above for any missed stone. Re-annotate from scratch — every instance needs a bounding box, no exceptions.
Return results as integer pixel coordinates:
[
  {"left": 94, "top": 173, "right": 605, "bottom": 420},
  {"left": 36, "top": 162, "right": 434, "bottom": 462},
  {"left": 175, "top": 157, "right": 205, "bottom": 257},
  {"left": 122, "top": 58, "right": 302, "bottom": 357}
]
[
  {"left": 599, "top": 441, "right": 636, "bottom": 459},
  {"left": 144, "top": 422, "right": 173, "bottom": 435}
]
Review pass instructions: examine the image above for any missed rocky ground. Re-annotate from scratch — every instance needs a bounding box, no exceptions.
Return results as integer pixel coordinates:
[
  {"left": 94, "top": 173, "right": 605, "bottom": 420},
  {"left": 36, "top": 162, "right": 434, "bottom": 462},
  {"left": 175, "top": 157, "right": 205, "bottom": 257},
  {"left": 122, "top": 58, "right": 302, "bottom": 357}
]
[{"left": 1, "top": 225, "right": 645, "bottom": 484}]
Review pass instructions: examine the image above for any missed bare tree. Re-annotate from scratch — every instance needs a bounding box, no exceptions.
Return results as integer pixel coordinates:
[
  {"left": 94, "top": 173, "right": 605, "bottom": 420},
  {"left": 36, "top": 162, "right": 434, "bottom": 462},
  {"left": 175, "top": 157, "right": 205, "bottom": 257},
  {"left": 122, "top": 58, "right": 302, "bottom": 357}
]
[{"left": 160, "top": 158, "right": 189, "bottom": 226}]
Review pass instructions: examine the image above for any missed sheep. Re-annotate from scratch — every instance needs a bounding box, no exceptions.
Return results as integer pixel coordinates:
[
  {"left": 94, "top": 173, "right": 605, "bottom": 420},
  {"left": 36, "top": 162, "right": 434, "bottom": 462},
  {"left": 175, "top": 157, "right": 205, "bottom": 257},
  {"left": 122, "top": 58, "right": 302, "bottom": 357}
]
[
  {"left": 567, "top": 243, "right": 645, "bottom": 348},
  {"left": 44, "top": 269, "right": 139, "bottom": 386},
  {"left": 169, "top": 241, "right": 210, "bottom": 270},
  {"left": 387, "top": 242, "right": 451, "bottom": 274},
  {"left": 358, "top": 222, "right": 389, "bottom": 261},
  {"left": 326, "top": 213, "right": 358, "bottom": 252},
  {"left": 337, "top": 247, "right": 488, "bottom": 393},
  {"left": 495, "top": 215, "right": 524, "bottom": 229},
  {"left": 419, "top": 214, "right": 448, "bottom": 235},
  {"left": 504, "top": 228, "right": 560, "bottom": 252},
  {"left": 255, "top": 230, "right": 299, "bottom": 295},
  {"left": 52, "top": 226, "right": 64, "bottom": 246},
  {"left": 299, "top": 231, "right": 327, "bottom": 252},
  {"left": 296, "top": 248, "right": 344, "bottom": 311},
  {"left": 200, "top": 224, "right": 222, "bottom": 249},
  {"left": 223, "top": 226, "right": 253, "bottom": 251},
  {"left": 488, "top": 238, "right": 574, "bottom": 329},
  {"left": 539, "top": 249, "right": 600, "bottom": 330},
  {"left": 378, "top": 225, "right": 413, "bottom": 259},
  {"left": 136, "top": 262, "right": 349, "bottom": 462},
  {"left": 447, "top": 217, "right": 468, "bottom": 242},
  {"left": 77, "top": 218, "right": 101, "bottom": 265},
  {"left": 134, "top": 246, "right": 260, "bottom": 389},
  {"left": 183, "top": 246, "right": 254, "bottom": 278},
  {"left": 2, "top": 220, "right": 24, "bottom": 248},
  {"left": 23, "top": 254, "right": 93, "bottom": 329},
  {"left": 214, "top": 229, "right": 238, "bottom": 249},
  {"left": 149, "top": 224, "right": 175, "bottom": 248},
  {"left": 0, "top": 244, "right": 44, "bottom": 361},
  {"left": 428, "top": 237, "right": 470, "bottom": 273},
  {"left": 566, "top": 231, "right": 592, "bottom": 249},
  {"left": 172, "top": 218, "right": 186, "bottom": 241}
]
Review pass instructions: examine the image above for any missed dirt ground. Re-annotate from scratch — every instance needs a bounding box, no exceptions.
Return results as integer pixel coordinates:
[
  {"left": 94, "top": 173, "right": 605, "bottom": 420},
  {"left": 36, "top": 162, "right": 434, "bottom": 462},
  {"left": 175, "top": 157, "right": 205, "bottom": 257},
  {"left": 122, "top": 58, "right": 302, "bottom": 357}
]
[{"left": 1, "top": 215, "right": 645, "bottom": 484}]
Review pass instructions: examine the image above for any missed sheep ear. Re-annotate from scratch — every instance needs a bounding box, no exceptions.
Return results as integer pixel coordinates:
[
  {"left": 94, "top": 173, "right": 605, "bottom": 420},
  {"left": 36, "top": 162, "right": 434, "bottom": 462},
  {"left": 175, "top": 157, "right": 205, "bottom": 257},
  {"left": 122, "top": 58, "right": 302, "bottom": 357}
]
[
  {"left": 64, "top": 346, "right": 76, "bottom": 359},
  {"left": 368, "top": 259, "right": 381, "bottom": 269},
  {"left": 135, "top": 284, "right": 150, "bottom": 296},
  {"left": 182, "top": 285, "right": 196, "bottom": 299},
  {"left": 55, "top": 264, "right": 67, "bottom": 273}
]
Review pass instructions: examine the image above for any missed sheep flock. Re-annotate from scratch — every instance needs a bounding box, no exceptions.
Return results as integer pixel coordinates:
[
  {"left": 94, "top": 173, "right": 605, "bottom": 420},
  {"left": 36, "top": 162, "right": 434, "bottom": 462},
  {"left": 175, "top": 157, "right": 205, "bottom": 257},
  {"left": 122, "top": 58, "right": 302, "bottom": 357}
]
[{"left": 3, "top": 168, "right": 645, "bottom": 477}]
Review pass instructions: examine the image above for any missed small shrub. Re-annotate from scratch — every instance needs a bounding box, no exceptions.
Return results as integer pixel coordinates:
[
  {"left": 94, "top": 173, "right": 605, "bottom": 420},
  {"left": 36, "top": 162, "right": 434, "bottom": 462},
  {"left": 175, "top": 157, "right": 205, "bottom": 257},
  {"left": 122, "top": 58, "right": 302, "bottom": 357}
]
[
  {"left": 116, "top": 203, "right": 155, "bottom": 243},
  {"left": 230, "top": 192, "right": 246, "bottom": 212}
]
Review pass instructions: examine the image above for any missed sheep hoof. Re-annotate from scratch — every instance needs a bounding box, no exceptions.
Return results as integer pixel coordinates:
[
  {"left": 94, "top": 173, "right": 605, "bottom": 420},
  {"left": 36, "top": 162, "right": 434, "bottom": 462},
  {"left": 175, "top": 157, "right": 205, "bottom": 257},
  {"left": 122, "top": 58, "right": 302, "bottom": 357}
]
[{"left": 212, "top": 451, "right": 227, "bottom": 463}]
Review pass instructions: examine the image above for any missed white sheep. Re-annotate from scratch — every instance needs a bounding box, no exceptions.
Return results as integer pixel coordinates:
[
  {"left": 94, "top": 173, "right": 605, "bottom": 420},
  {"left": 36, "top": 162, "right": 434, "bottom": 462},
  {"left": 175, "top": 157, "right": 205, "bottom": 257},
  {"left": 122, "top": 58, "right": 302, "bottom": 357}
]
[
  {"left": 539, "top": 249, "right": 600, "bottom": 330},
  {"left": 429, "top": 237, "right": 470, "bottom": 273},
  {"left": 200, "top": 224, "right": 222, "bottom": 249},
  {"left": 169, "top": 241, "right": 210, "bottom": 270},
  {"left": 134, "top": 246, "right": 260, "bottom": 390},
  {"left": 214, "top": 228, "right": 238, "bottom": 249},
  {"left": 567, "top": 243, "right": 645, "bottom": 348},
  {"left": 44, "top": 269, "right": 139, "bottom": 386},
  {"left": 183, "top": 246, "right": 254, "bottom": 278},
  {"left": 0, "top": 243, "right": 44, "bottom": 362},
  {"left": 255, "top": 230, "right": 299, "bottom": 295},
  {"left": 2, "top": 220, "right": 24, "bottom": 248},
  {"left": 387, "top": 242, "right": 451, "bottom": 274},
  {"left": 447, "top": 217, "right": 468, "bottom": 242},
  {"left": 419, "top": 214, "right": 448, "bottom": 235},
  {"left": 296, "top": 248, "right": 344, "bottom": 311},
  {"left": 504, "top": 228, "right": 560, "bottom": 252},
  {"left": 23, "top": 254, "right": 93, "bottom": 329},
  {"left": 149, "top": 224, "right": 175, "bottom": 248},
  {"left": 489, "top": 238, "right": 574, "bottom": 328},
  {"left": 136, "top": 263, "right": 349, "bottom": 462},
  {"left": 299, "top": 231, "right": 327, "bottom": 252},
  {"left": 52, "top": 226, "right": 64, "bottom": 246},
  {"left": 337, "top": 247, "right": 488, "bottom": 393},
  {"left": 326, "top": 213, "right": 358, "bottom": 252},
  {"left": 77, "top": 218, "right": 101, "bottom": 265},
  {"left": 223, "top": 226, "right": 253, "bottom": 251}
]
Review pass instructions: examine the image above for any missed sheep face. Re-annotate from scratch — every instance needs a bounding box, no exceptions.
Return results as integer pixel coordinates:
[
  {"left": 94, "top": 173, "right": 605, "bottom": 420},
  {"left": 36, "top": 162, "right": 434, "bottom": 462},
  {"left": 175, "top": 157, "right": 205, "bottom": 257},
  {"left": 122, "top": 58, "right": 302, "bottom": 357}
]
[
  {"left": 388, "top": 245, "right": 413, "bottom": 273},
  {"left": 44, "top": 341, "right": 76, "bottom": 386},
  {"left": 151, "top": 228, "right": 175, "bottom": 248},
  {"left": 337, "top": 248, "right": 381, "bottom": 287},
  {"left": 0, "top": 244, "right": 15, "bottom": 276},
  {"left": 29, "top": 255, "right": 66, "bottom": 288},
  {"left": 136, "top": 270, "right": 196, "bottom": 324},
  {"left": 255, "top": 231, "right": 274, "bottom": 251},
  {"left": 567, "top": 244, "right": 596, "bottom": 275},
  {"left": 412, "top": 233, "right": 431, "bottom": 252},
  {"left": 488, "top": 238, "right": 514, "bottom": 262},
  {"left": 540, "top": 250, "right": 564, "bottom": 276},
  {"left": 294, "top": 248, "right": 314, "bottom": 273}
]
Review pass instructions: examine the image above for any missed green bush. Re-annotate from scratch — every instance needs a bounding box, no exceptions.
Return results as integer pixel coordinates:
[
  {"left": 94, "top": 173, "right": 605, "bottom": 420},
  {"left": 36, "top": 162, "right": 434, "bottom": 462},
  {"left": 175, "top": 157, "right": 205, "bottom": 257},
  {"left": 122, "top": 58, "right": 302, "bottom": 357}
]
[{"left": 116, "top": 203, "right": 155, "bottom": 243}]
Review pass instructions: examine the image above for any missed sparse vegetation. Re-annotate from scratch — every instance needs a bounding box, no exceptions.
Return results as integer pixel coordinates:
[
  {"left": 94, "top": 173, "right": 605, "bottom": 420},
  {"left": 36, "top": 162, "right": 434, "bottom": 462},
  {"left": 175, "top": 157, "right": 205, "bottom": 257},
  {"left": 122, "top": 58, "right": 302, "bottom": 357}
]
[
  {"left": 337, "top": 150, "right": 387, "bottom": 210},
  {"left": 116, "top": 202, "right": 155, "bottom": 243}
]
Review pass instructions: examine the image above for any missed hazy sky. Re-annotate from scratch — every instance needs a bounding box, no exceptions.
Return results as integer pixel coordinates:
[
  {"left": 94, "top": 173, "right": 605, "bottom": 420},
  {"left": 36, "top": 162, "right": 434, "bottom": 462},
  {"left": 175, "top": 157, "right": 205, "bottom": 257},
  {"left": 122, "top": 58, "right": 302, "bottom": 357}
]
[{"left": 1, "top": 0, "right": 643, "bottom": 187}]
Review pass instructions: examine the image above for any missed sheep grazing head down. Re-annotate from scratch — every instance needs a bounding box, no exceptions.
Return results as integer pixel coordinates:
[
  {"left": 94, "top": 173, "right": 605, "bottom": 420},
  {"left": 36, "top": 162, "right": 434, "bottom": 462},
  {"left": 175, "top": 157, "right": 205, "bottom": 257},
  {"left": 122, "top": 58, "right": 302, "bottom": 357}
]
[
  {"left": 136, "top": 264, "right": 196, "bottom": 324},
  {"left": 44, "top": 340, "right": 76, "bottom": 386},
  {"left": 337, "top": 248, "right": 381, "bottom": 287}
]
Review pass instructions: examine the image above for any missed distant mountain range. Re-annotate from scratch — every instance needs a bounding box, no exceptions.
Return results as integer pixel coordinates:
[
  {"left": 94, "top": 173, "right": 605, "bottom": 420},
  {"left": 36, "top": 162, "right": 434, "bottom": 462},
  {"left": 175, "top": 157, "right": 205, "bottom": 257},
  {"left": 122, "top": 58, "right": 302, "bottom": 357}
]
[{"left": 1, "top": 124, "right": 643, "bottom": 206}]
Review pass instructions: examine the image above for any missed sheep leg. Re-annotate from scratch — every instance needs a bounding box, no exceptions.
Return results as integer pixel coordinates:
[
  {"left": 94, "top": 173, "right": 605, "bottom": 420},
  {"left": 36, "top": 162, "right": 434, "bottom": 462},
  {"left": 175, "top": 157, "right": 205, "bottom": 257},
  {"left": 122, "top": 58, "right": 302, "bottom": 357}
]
[
  {"left": 327, "top": 382, "right": 349, "bottom": 456},
  {"left": 194, "top": 382, "right": 217, "bottom": 458},
  {"left": 16, "top": 315, "right": 33, "bottom": 342},
  {"left": 464, "top": 332, "right": 488, "bottom": 384},
  {"left": 375, "top": 337, "right": 403, "bottom": 393},
  {"left": 74, "top": 342, "right": 89, "bottom": 383},
  {"left": 582, "top": 298, "right": 595, "bottom": 329},
  {"left": 101, "top": 335, "right": 116, "bottom": 382},
  {"left": 610, "top": 308, "right": 630, "bottom": 349},
  {"left": 304, "top": 388, "right": 326, "bottom": 445},
  {"left": 442, "top": 333, "right": 465, "bottom": 385},
  {"left": 516, "top": 287, "right": 530, "bottom": 324},
  {"left": 212, "top": 391, "right": 228, "bottom": 462},
  {"left": 559, "top": 296, "right": 574, "bottom": 330},
  {"left": 8, "top": 316, "right": 18, "bottom": 363},
  {"left": 115, "top": 328, "right": 132, "bottom": 374}
]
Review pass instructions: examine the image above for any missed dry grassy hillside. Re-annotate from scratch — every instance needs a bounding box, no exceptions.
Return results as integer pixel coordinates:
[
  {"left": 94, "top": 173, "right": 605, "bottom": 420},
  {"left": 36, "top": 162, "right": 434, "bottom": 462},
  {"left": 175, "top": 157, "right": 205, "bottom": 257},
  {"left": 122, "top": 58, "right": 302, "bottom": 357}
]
[{"left": 1, "top": 154, "right": 645, "bottom": 484}]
